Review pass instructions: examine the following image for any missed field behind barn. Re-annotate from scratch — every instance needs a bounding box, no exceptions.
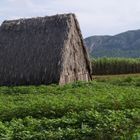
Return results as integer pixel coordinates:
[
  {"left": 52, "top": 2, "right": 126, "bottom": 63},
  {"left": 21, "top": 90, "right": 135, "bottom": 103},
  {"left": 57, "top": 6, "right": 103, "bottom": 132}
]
[
  {"left": 0, "top": 74, "right": 140, "bottom": 139},
  {"left": 92, "top": 58, "right": 140, "bottom": 75}
]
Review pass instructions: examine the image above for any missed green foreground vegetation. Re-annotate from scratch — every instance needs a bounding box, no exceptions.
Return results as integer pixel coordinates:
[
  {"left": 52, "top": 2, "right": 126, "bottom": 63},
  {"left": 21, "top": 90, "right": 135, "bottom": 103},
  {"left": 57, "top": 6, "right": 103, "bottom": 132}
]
[{"left": 0, "top": 75, "right": 140, "bottom": 140}]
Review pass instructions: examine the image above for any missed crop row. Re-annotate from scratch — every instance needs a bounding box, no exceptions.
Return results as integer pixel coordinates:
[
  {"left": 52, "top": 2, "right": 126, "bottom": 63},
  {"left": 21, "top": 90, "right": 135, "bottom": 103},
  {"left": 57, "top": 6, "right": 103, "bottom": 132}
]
[
  {"left": 92, "top": 58, "right": 140, "bottom": 75},
  {"left": 0, "top": 78, "right": 139, "bottom": 139},
  {"left": 0, "top": 109, "right": 139, "bottom": 140}
]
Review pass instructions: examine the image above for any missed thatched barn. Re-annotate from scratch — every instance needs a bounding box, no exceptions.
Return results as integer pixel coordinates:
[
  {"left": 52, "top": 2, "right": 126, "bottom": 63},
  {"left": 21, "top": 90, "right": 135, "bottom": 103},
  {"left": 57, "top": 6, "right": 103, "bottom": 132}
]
[{"left": 0, "top": 13, "right": 92, "bottom": 85}]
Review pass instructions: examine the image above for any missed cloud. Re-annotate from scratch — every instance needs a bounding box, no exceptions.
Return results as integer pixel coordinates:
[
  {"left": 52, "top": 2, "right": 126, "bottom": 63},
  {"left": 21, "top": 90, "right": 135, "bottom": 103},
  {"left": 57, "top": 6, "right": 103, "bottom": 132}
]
[{"left": 0, "top": 0, "right": 140, "bottom": 37}]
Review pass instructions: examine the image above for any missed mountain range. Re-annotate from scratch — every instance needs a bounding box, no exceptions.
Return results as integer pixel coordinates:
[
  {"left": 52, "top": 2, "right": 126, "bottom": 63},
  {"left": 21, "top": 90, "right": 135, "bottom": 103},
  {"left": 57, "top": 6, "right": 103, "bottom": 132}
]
[{"left": 84, "top": 29, "right": 140, "bottom": 58}]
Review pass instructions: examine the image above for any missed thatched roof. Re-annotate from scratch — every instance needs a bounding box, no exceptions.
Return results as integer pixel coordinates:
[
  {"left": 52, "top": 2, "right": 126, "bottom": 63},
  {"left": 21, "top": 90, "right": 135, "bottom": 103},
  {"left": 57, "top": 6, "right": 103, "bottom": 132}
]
[{"left": 0, "top": 13, "right": 91, "bottom": 85}]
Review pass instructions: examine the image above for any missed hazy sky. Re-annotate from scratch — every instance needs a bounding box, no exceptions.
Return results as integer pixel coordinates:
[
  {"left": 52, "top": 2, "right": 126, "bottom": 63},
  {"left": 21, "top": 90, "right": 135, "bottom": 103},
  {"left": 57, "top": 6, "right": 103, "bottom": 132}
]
[{"left": 0, "top": 0, "right": 140, "bottom": 37}]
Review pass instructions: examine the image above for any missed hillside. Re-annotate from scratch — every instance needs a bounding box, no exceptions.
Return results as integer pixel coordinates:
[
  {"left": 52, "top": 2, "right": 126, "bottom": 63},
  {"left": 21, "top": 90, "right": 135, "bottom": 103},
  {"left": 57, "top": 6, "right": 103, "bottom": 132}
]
[{"left": 84, "top": 29, "right": 140, "bottom": 58}]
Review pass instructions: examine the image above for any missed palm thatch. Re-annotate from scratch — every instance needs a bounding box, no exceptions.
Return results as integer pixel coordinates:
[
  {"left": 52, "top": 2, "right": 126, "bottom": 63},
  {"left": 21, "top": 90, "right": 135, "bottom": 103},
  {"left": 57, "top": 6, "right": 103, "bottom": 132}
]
[{"left": 0, "top": 13, "right": 92, "bottom": 85}]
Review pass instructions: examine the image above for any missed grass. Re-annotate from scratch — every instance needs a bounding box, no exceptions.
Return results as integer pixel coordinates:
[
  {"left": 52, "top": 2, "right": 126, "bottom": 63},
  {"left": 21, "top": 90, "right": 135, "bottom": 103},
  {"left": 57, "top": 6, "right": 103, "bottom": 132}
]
[{"left": 0, "top": 74, "right": 139, "bottom": 139}]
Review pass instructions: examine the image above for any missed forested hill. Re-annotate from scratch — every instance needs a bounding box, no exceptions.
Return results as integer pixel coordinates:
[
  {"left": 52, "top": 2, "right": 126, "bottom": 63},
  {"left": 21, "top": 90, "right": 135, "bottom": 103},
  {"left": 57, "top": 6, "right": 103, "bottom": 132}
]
[{"left": 84, "top": 29, "right": 140, "bottom": 58}]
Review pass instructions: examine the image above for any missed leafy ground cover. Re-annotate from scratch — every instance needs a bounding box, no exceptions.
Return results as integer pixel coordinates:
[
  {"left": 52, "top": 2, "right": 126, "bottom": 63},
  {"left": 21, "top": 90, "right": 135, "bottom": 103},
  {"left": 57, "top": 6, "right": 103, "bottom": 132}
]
[{"left": 0, "top": 74, "right": 140, "bottom": 139}]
